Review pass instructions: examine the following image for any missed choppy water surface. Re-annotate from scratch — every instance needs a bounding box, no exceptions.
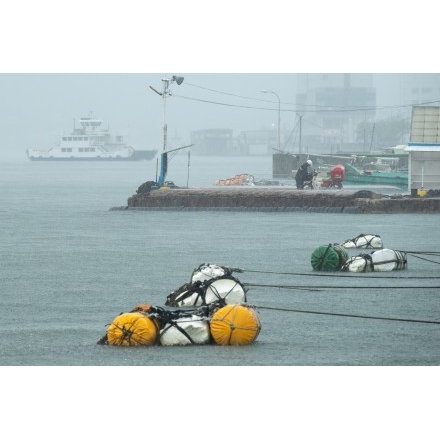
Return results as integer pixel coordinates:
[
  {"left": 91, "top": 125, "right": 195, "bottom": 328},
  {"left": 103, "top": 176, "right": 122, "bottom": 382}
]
[
  {"left": 1, "top": 155, "right": 439, "bottom": 367},
  {"left": 2, "top": 155, "right": 438, "bottom": 439}
]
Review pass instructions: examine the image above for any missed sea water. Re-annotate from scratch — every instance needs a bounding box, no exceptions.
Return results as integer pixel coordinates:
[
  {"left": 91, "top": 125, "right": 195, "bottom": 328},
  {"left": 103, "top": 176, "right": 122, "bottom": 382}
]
[
  {"left": 1, "top": 154, "right": 438, "bottom": 438},
  {"left": 1, "top": 154, "right": 439, "bottom": 366}
]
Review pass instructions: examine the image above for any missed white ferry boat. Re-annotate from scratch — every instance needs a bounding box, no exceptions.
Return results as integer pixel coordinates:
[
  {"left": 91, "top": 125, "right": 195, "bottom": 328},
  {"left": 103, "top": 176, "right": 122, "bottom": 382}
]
[{"left": 26, "top": 113, "right": 157, "bottom": 161}]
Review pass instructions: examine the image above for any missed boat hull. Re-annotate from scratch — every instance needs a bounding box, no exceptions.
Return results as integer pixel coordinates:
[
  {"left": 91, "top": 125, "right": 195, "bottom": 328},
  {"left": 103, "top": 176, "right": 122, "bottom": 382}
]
[
  {"left": 343, "top": 175, "right": 408, "bottom": 189},
  {"left": 26, "top": 113, "right": 158, "bottom": 162},
  {"left": 343, "top": 163, "right": 408, "bottom": 189},
  {"left": 27, "top": 150, "right": 157, "bottom": 161}
]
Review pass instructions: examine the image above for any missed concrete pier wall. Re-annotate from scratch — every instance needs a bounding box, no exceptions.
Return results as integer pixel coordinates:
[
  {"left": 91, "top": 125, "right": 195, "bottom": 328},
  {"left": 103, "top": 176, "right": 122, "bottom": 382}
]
[{"left": 110, "top": 187, "right": 440, "bottom": 213}]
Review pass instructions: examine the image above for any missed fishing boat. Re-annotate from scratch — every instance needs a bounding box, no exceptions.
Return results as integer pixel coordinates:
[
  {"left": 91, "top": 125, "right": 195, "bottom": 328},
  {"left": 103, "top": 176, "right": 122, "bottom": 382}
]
[
  {"left": 342, "top": 163, "right": 408, "bottom": 189},
  {"left": 26, "top": 113, "right": 157, "bottom": 161}
]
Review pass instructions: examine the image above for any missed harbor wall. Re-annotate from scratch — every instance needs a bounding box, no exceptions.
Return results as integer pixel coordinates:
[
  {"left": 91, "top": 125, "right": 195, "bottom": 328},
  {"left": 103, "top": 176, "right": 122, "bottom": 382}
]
[{"left": 110, "top": 188, "right": 440, "bottom": 213}]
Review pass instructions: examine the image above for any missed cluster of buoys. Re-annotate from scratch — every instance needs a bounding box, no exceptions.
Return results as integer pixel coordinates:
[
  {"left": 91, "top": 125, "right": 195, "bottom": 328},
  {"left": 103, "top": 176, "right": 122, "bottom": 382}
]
[
  {"left": 165, "top": 264, "right": 247, "bottom": 307},
  {"left": 340, "top": 233, "right": 383, "bottom": 249},
  {"left": 98, "top": 264, "right": 261, "bottom": 347},
  {"left": 341, "top": 249, "right": 407, "bottom": 272},
  {"left": 311, "top": 234, "right": 407, "bottom": 273},
  {"left": 99, "top": 235, "right": 410, "bottom": 348}
]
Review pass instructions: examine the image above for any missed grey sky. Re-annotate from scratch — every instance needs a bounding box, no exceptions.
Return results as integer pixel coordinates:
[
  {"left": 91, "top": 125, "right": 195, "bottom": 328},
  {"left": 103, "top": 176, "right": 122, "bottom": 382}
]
[
  {"left": 2, "top": 3, "right": 437, "bottom": 159},
  {"left": 0, "top": 73, "right": 431, "bottom": 159},
  {"left": 1, "top": 73, "right": 301, "bottom": 157}
]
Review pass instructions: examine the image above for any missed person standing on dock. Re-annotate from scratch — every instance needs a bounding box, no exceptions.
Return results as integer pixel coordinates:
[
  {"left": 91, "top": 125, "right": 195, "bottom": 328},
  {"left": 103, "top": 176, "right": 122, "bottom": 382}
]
[{"left": 295, "top": 159, "right": 314, "bottom": 189}]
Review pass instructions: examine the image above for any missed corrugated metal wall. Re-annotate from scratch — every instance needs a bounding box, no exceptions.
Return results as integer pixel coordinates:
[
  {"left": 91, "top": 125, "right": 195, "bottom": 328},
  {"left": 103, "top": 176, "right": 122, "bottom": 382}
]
[
  {"left": 408, "top": 106, "right": 440, "bottom": 191},
  {"left": 410, "top": 106, "right": 440, "bottom": 143}
]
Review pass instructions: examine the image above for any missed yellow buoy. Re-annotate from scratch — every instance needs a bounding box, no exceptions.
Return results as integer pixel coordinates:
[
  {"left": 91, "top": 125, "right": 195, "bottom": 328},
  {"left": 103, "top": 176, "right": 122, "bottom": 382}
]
[
  {"left": 210, "top": 304, "right": 261, "bottom": 345},
  {"left": 107, "top": 312, "right": 159, "bottom": 346},
  {"left": 417, "top": 187, "right": 427, "bottom": 197}
]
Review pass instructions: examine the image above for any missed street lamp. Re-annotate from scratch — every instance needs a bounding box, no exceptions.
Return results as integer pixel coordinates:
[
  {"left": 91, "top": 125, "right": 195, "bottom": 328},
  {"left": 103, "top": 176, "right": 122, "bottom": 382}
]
[
  {"left": 261, "top": 89, "right": 281, "bottom": 151},
  {"left": 149, "top": 75, "right": 184, "bottom": 186},
  {"left": 150, "top": 75, "right": 184, "bottom": 153}
]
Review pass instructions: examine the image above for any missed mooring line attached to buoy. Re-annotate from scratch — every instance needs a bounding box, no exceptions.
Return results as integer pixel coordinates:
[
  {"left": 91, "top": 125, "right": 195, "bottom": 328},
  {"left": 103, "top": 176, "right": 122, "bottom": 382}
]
[
  {"left": 244, "top": 284, "right": 323, "bottom": 292},
  {"left": 256, "top": 305, "right": 440, "bottom": 325},
  {"left": 398, "top": 251, "right": 440, "bottom": 255},
  {"left": 243, "top": 282, "right": 440, "bottom": 290},
  {"left": 235, "top": 268, "right": 440, "bottom": 280},
  {"left": 404, "top": 253, "right": 440, "bottom": 265}
]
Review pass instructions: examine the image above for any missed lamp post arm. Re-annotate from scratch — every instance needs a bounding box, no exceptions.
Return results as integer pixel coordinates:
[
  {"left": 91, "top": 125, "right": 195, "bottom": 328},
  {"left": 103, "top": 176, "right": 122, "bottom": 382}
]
[{"left": 261, "top": 89, "right": 281, "bottom": 151}]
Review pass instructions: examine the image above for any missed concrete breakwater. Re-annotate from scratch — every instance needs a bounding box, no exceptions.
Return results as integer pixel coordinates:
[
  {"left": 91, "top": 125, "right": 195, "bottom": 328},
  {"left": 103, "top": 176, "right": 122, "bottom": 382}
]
[{"left": 110, "top": 187, "right": 440, "bottom": 213}]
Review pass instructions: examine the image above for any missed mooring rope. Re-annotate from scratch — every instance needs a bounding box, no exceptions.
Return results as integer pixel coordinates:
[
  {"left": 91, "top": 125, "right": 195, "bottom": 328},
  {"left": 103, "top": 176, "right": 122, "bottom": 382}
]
[
  {"left": 232, "top": 268, "right": 440, "bottom": 279},
  {"left": 397, "top": 251, "right": 440, "bottom": 255},
  {"left": 243, "top": 282, "right": 440, "bottom": 290},
  {"left": 403, "top": 253, "right": 440, "bottom": 265},
  {"left": 255, "top": 305, "right": 440, "bottom": 325}
]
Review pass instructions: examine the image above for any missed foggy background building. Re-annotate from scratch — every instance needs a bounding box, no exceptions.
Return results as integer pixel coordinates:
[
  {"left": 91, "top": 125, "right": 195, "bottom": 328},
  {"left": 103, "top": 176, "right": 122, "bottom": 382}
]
[
  {"left": 188, "top": 73, "right": 440, "bottom": 156},
  {"left": 295, "top": 73, "right": 376, "bottom": 154}
]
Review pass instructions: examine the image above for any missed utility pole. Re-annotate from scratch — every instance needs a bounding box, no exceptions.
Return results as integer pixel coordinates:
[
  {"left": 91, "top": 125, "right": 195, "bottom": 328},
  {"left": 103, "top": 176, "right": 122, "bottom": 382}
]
[{"left": 149, "top": 75, "right": 184, "bottom": 186}]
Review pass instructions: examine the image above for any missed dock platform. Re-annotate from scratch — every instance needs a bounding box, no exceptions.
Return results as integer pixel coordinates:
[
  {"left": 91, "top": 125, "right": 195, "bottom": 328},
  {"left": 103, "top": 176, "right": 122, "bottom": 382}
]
[{"left": 110, "top": 187, "right": 440, "bottom": 214}]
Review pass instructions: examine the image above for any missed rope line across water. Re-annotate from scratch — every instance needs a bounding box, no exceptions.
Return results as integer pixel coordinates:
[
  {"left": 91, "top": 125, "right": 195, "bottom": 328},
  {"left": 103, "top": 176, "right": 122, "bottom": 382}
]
[{"left": 256, "top": 305, "right": 440, "bottom": 325}]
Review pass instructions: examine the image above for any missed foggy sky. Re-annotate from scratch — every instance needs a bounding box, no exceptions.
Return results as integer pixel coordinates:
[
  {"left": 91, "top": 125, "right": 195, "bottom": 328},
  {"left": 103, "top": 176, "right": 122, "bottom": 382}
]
[
  {"left": 0, "top": 73, "right": 425, "bottom": 160},
  {"left": 0, "top": 73, "right": 301, "bottom": 158},
  {"left": 2, "top": 3, "right": 438, "bottom": 160}
]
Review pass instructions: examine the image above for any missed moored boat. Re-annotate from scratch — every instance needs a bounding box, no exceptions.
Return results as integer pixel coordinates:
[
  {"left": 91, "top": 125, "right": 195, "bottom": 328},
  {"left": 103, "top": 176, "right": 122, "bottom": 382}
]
[
  {"left": 26, "top": 113, "right": 157, "bottom": 161},
  {"left": 342, "top": 163, "right": 408, "bottom": 189}
]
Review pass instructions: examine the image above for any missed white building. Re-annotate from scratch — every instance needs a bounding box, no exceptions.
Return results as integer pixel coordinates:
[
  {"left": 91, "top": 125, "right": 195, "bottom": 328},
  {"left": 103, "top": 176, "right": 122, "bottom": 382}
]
[{"left": 407, "top": 106, "right": 440, "bottom": 193}]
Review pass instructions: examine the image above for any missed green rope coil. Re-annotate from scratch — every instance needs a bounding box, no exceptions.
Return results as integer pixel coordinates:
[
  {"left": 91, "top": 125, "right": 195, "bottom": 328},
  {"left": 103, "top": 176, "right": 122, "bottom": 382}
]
[{"left": 311, "top": 244, "right": 349, "bottom": 271}]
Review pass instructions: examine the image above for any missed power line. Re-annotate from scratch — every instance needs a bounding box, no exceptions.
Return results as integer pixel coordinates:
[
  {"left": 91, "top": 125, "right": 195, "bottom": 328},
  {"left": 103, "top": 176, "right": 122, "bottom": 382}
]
[{"left": 179, "top": 82, "right": 440, "bottom": 114}]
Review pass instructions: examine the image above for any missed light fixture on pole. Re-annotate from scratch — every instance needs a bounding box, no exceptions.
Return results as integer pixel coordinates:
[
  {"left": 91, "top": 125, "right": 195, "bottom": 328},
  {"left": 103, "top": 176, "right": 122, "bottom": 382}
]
[
  {"left": 261, "top": 89, "right": 281, "bottom": 151},
  {"left": 149, "top": 75, "right": 184, "bottom": 186},
  {"left": 150, "top": 75, "right": 184, "bottom": 153}
]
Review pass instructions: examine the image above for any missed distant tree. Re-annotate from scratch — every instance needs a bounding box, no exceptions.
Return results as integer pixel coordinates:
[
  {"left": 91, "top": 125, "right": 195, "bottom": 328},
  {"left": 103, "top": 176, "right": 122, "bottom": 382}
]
[{"left": 356, "top": 117, "right": 410, "bottom": 146}]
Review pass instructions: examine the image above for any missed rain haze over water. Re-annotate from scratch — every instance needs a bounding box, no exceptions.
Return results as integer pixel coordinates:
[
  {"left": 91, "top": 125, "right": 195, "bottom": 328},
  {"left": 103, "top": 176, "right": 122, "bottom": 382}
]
[
  {"left": 2, "top": 2, "right": 439, "bottom": 439},
  {"left": 1, "top": 72, "right": 439, "bottom": 162}
]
